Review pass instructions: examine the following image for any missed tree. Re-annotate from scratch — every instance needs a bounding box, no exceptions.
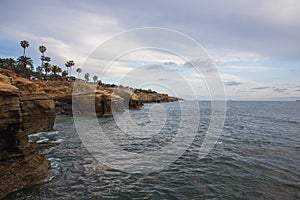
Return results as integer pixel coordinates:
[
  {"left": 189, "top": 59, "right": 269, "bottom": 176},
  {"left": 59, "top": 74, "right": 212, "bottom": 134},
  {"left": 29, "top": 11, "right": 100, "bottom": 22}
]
[
  {"left": 39, "top": 45, "right": 46, "bottom": 55},
  {"left": 0, "top": 58, "right": 16, "bottom": 70},
  {"left": 65, "top": 60, "right": 75, "bottom": 76},
  {"left": 16, "top": 56, "right": 33, "bottom": 77},
  {"left": 7, "top": 58, "right": 16, "bottom": 70},
  {"left": 93, "top": 75, "right": 98, "bottom": 83},
  {"left": 43, "top": 56, "right": 51, "bottom": 62},
  {"left": 36, "top": 66, "right": 43, "bottom": 78},
  {"left": 76, "top": 68, "right": 82, "bottom": 78},
  {"left": 43, "top": 62, "right": 51, "bottom": 76},
  {"left": 39, "top": 45, "right": 47, "bottom": 67},
  {"left": 62, "top": 70, "right": 68, "bottom": 77},
  {"left": 20, "top": 40, "right": 29, "bottom": 56},
  {"left": 51, "top": 65, "right": 62, "bottom": 80},
  {"left": 84, "top": 73, "right": 90, "bottom": 82}
]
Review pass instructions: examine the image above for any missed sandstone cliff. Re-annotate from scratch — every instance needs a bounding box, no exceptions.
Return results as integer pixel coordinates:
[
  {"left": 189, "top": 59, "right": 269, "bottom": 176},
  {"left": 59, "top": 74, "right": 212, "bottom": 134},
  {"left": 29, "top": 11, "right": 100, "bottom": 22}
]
[
  {"left": 29, "top": 81, "right": 144, "bottom": 116},
  {"left": 136, "top": 92, "right": 179, "bottom": 103},
  {"left": 0, "top": 70, "right": 55, "bottom": 199}
]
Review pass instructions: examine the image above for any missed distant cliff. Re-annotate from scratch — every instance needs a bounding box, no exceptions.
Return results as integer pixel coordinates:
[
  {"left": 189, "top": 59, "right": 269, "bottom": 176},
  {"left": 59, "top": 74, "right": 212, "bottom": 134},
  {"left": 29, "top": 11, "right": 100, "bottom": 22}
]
[
  {"left": 28, "top": 78, "right": 179, "bottom": 116},
  {"left": 27, "top": 80, "right": 143, "bottom": 116}
]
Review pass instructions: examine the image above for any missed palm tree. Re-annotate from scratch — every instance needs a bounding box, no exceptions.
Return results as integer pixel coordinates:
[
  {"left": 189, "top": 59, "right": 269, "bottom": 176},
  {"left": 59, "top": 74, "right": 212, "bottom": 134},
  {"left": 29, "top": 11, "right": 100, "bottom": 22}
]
[
  {"left": 20, "top": 40, "right": 29, "bottom": 56},
  {"left": 93, "top": 75, "right": 98, "bottom": 83},
  {"left": 51, "top": 65, "right": 62, "bottom": 80},
  {"left": 84, "top": 73, "right": 90, "bottom": 83},
  {"left": 43, "top": 62, "right": 51, "bottom": 76},
  {"left": 41, "top": 56, "right": 51, "bottom": 64},
  {"left": 62, "top": 70, "right": 68, "bottom": 76},
  {"left": 76, "top": 68, "right": 82, "bottom": 78},
  {"left": 62, "top": 70, "right": 68, "bottom": 81},
  {"left": 16, "top": 56, "right": 33, "bottom": 77},
  {"left": 0, "top": 58, "right": 4, "bottom": 68},
  {"left": 39, "top": 45, "right": 46, "bottom": 55},
  {"left": 39, "top": 45, "right": 47, "bottom": 67},
  {"left": 43, "top": 56, "right": 51, "bottom": 62},
  {"left": 65, "top": 60, "right": 75, "bottom": 76},
  {"left": 0, "top": 58, "right": 16, "bottom": 70},
  {"left": 7, "top": 58, "right": 16, "bottom": 70},
  {"left": 36, "top": 66, "right": 43, "bottom": 78}
]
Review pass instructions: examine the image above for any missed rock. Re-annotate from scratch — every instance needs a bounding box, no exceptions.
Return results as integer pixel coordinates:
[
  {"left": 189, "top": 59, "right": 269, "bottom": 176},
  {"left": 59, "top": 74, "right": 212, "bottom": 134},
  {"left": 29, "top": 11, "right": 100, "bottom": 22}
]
[
  {"left": 55, "top": 101, "right": 72, "bottom": 116},
  {"left": 38, "top": 82, "right": 132, "bottom": 116},
  {"left": 95, "top": 93, "right": 125, "bottom": 116},
  {"left": 113, "top": 88, "right": 143, "bottom": 109},
  {"left": 135, "top": 92, "right": 179, "bottom": 103},
  {"left": 0, "top": 70, "right": 54, "bottom": 199},
  {"left": 18, "top": 80, "right": 177, "bottom": 117}
]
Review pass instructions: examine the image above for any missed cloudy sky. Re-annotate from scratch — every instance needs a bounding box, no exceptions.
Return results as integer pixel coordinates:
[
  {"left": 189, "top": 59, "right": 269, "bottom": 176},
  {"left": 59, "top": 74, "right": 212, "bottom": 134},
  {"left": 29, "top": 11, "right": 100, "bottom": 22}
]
[{"left": 1, "top": 0, "right": 299, "bottom": 100}]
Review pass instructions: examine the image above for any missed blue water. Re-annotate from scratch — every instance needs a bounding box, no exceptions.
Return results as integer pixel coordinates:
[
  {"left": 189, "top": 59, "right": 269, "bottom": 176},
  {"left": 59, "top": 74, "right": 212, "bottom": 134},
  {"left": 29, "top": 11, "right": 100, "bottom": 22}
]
[{"left": 5, "top": 101, "right": 300, "bottom": 199}]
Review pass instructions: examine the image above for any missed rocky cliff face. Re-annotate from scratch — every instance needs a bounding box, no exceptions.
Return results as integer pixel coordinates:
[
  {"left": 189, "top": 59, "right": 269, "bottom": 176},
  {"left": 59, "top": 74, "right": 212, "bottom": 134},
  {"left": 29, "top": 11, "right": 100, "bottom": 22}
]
[
  {"left": 32, "top": 81, "right": 143, "bottom": 116},
  {"left": 113, "top": 88, "right": 144, "bottom": 109},
  {"left": 136, "top": 92, "right": 179, "bottom": 103},
  {"left": 0, "top": 70, "right": 55, "bottom": 199}
]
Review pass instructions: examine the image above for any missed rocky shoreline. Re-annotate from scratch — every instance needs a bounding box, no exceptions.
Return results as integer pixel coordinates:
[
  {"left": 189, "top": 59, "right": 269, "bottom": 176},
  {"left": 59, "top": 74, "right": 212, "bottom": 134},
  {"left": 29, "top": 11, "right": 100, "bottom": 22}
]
[
  {"left": 0, "top": 69, "right": 179, "bottom": 199},
  {"left": 0, "top": 70, "right": 54, "bottom": 199}
]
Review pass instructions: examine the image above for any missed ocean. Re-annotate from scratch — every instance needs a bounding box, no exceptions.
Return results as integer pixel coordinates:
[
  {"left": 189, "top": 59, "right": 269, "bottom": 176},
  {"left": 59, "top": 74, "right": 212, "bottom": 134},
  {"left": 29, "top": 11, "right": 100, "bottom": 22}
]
[{"left": 4, "top": 101, "right": 300, "bottom": 199}]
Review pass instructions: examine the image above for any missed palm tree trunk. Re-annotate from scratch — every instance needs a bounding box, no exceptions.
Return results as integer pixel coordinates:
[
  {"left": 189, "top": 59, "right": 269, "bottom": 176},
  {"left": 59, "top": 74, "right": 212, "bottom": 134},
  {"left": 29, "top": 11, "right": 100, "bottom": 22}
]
[
  {"left": 41, "top": 52, "right": 44, "bottom": 68},
  {"left": 23, "top": 48, "right": 25, "bottom": 56}
]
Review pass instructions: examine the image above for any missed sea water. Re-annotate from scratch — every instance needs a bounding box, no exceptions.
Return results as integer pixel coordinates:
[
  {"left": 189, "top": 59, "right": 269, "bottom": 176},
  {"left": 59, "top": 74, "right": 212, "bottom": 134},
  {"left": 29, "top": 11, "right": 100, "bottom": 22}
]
[{"left": 5, "top": 101, "right": 300, "bottom": 199}]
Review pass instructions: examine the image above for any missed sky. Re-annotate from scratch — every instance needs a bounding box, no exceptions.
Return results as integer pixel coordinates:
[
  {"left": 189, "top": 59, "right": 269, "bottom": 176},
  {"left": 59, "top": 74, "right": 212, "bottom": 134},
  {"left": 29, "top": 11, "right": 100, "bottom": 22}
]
[{"left": 0, "top": 0, "right": 299, "bottom": 100}]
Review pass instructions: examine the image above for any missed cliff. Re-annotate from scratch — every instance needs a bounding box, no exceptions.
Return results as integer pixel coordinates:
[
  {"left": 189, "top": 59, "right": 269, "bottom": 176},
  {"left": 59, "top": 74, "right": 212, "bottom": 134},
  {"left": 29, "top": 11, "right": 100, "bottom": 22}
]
[
  {"left": 136, "top": 92, "right": 179, "bottom": 103},
  {"left": 26, "top": 81, "right": 142, "bottom": 116},
  {"left": 0, "top": 70, "right": 55, "bottom": 199}
]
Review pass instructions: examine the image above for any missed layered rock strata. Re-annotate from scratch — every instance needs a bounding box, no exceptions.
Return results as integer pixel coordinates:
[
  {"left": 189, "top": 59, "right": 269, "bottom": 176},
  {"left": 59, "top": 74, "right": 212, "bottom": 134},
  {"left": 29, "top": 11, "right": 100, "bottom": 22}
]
[{"left": 0, "top": 70, "right": 55, "bottom": 199}]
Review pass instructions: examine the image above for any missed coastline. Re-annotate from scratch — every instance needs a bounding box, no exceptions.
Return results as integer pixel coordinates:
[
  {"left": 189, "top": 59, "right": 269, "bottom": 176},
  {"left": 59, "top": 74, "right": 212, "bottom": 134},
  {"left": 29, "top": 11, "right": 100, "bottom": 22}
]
[{"left": 0, "top": 69, "right": 179, "bottom": 198}]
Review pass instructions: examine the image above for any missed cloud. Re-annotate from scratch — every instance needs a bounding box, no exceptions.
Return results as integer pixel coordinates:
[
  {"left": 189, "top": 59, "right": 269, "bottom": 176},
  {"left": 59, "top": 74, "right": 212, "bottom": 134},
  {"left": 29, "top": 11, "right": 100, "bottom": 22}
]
[
  {"left": 273, "top": 88, "right": 287, "bottom": 93},
  {"left": 182, "top": 58, "right": 216, "bottom": 73},
  {"left": 220, "top": 73, "right": 255, "bottom": 85},
  {"left": 102, "top": 0, "right": 300, "bottom": 59},
  {"left": 145, "top": 64, "right": 170, "bottom": 71},
  {"left": 163, "top": 61, "right": 178, "bottom": 66},
  {"left": 212, "top": 50, "right": 268, "bottom": 65},
  {"left": 225, "top": 81, "right": 242, "bottom": 86},
  {"left": 2, "top": 0, "right": 300, "bottom": 61},
  {"left": 237, "top": 90, "right": 255, "bottom": 93},
  {"left": 252, "top": 86, "right": 271, "bottom": 90},
  {"left": 158, "top": 78, "right": 168, "bottom": 81},
  {"left": 222, "top": 65, "right": 272, "bottom": 71}
]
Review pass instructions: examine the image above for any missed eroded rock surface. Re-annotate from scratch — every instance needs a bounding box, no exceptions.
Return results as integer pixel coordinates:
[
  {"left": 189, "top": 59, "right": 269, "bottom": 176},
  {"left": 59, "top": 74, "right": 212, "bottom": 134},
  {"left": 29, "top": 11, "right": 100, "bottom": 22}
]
[{"left": 0, "top": 70, "right": 55, "bottom": 199}]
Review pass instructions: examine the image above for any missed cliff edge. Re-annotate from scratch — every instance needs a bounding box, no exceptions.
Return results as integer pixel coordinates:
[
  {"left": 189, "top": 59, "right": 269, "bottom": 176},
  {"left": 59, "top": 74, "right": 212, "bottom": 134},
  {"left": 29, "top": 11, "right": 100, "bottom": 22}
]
[{"left": 0, "top": 69, "right": 55, "bottom": 199}]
